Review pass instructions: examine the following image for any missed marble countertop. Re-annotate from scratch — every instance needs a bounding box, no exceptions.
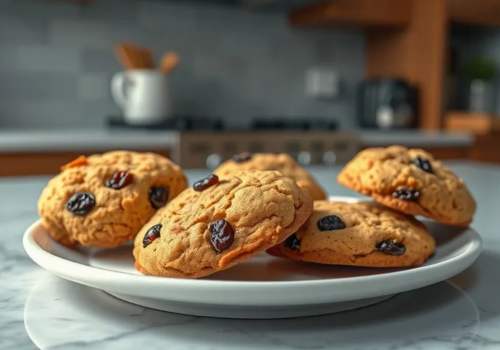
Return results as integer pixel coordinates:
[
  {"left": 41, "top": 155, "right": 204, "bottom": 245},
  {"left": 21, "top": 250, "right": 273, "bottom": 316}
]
[
  {"left": 2, "top": 163, "right": 500, "bottom": 349},
  {"left": 0, "top": 129, "right": 472, "bottom": 152}
]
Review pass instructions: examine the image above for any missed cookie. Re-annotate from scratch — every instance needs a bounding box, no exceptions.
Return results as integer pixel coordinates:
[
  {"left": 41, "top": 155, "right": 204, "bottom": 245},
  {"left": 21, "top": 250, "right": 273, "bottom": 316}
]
[
  {"left": 268, "top": 200, "right": 435, "bottom": 268},
  {"left": 133, "top": 170, "right": 313, "bottom": 278},
  {"left": 215, "top": 152, "right": 326, "bottom": 200},
  {"left": 337, "top": 146, "right": 476, "bottom": 226},
  {"left": 38, "top": 151, "right": 187, "bottom": 248}
]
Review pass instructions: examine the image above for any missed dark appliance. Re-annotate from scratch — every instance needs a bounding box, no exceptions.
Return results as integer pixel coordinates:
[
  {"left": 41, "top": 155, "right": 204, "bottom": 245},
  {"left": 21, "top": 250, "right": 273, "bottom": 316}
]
[{"left": 357, "top": 78, "right": 418, "bottom": 129}]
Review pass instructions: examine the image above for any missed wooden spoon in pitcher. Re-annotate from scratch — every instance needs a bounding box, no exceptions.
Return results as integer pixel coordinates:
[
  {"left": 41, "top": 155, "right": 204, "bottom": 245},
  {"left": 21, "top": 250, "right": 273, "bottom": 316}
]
[
  {"left": 160, "top": 52, "right": 180, "bottom": 74},
  {"left": 115, "top": 42, "right": 154, "bottom": 70}
]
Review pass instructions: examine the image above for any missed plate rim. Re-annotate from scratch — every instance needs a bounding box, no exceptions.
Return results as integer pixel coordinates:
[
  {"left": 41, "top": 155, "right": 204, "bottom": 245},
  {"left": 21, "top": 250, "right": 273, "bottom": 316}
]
[
  {"left": 24, "top": 220, "right": 482, "bottom": 286},
  {"left": 23, "top": 196, "right": 483, "bottom": 292}
]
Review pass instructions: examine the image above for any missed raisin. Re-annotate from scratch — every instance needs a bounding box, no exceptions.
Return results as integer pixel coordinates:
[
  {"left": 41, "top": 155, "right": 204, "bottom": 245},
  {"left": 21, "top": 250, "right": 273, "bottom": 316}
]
[
  {"left": 376, "top": 240, "right": 406, "bottom": 256},
  {"left": 232, "top": 152, "right": 252, "bottom": 163},
  {"left": 392, "top": 187, "right": 420, "bottom": 201},
  {"left": 105, "top": 171, "right": 133, "bottom": 190},
  {"left": 284, "top": 234, "right": 300, "bottom": 251},
  {"left": 193, "top": 174, "right": 219, "bottom": 192},
  {"left": 149, "top": 187, "right": 169, "bottom": 209},
  {"left": 209, "top": 219, "right": 234, "bottom": 253},
  {"left": 412, "top": 156, "right": 433, "bottom": 173},
  {"left": 317, "top": 215, "right": 346, "bottom": 231},
  {"left": 143, "top": 224, "right": 162, "bottom": 248},
  {"left": 66, "top": 192, "right": 95, "bottom": 216}
]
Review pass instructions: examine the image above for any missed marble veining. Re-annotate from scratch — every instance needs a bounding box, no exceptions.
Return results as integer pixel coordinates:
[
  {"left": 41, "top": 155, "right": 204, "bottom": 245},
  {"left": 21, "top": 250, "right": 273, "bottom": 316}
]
[
  {"left": 2, "top": 164, "right": 500, "bottom": 349},
  {"left": 22, "top": 273, "right": 487, "bottom": 350}
]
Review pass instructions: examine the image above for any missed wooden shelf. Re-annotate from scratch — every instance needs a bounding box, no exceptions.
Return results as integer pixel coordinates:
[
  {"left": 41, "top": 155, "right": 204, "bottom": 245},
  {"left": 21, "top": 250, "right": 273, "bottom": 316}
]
[
  {"left": 449, "top": 0, "right": 500, "bottom": 27},
  {"left": 446, "top": 111, "right": 500, "bottom": 134},
  {"left": 288, "top": 0, "right": 411, "bottom": 28},
  {"left": 290, "top": 0, "right": 500, "bottom": 29}
]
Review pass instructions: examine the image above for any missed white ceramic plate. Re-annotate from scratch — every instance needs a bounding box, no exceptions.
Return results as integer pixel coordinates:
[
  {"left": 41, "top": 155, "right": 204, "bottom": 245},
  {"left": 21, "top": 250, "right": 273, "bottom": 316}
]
[{"left": 23, "top": 196, "right": 482, "bottom": 319}]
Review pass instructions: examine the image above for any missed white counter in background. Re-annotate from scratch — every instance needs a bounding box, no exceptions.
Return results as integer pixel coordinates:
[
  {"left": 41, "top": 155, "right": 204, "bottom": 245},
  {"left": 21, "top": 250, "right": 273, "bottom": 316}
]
[
  {"left": 0, "top": 129, "right": 473, "bottom": 153},
  {"left": 359, "top": 130, "right": 473, "bottom": 147},
  {"left": 0, "top": 130, "right": 178, "bottom": 152}
]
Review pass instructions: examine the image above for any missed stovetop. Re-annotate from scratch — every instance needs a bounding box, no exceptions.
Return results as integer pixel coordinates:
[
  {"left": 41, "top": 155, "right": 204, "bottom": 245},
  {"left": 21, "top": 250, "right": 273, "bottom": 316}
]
[{"left": 106, "top": 115, "right": 349, "bottom": 168}]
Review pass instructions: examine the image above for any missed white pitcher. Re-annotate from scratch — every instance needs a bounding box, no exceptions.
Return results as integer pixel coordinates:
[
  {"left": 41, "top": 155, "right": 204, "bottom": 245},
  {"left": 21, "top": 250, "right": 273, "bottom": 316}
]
[{"left": 111, "top": 70, "right": 172, "bottom": 125}]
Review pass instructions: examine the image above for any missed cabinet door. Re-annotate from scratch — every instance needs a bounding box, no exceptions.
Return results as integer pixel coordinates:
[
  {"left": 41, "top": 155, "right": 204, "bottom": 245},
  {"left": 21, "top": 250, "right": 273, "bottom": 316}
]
[{"left": 0, "top": 150, "right": 170, "bottom": 176}]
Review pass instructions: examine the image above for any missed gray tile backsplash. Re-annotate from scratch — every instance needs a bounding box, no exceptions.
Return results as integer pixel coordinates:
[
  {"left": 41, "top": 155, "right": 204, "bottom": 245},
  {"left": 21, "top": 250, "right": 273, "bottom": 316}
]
[
  {"left": 0, "top": 71, "right": 77, "bottom": 99},
  {"left": 0, "top": 45, "right": 80, "bottom": 72},
  {"left": 0, "top": 0, "right": 365, "bottom": 129},
  {"left": 81, "top": 48, "right": 121, "bottom": 73},
  {"left": 0, "top": 14, "right": 47, "bottom": 45}
]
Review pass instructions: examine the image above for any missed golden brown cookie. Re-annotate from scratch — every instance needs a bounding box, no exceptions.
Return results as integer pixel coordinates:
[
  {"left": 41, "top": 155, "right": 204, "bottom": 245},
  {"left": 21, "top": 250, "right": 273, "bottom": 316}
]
[
  {"left": 214, "top": 152, "right": 326, "bottom": 200},
  {"left": 337, "top": 146, "right": 476, "bottom": 226},
  {"left": 268, "top": 200, "right": 436, "bottom": 268},
  {"left": 38, "top": 151, "right": 187, "bottom": 248},
  {"left": 133, "top": 170, "right": 313, "bottom": 278}
]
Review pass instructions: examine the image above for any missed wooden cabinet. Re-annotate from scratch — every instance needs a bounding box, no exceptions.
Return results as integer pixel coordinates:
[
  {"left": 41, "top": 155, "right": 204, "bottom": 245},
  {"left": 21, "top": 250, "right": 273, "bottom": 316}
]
[
  {"left": 289, "top": 0, "right": 500, "bottom": 162},
  {"left": 290, "top": 0, "right": 500, "bottom": 132},
  {"left": 0, "top": 150, "right": 170, "bottom": 177},
  {"left": 445, "top": 111, "right": 500, "bottom": 163}
]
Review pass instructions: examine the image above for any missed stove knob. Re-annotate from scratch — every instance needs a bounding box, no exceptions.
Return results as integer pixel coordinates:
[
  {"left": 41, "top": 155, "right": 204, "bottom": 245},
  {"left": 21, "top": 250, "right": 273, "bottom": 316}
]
[
  {"left": 323, "top": 151, "right": 337, "bottom": 165},
  {"left": 297, "top": 151, "right": 311, "bottom": 166},
  {"left": 206, "top": 153, "right": 222, "bottom": 169}
]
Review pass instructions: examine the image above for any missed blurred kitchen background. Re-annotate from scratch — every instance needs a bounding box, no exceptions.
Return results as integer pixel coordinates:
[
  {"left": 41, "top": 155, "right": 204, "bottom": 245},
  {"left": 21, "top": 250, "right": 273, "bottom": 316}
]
[{"left": 2, "top": 0, "right": 500, "bottom": 175}]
